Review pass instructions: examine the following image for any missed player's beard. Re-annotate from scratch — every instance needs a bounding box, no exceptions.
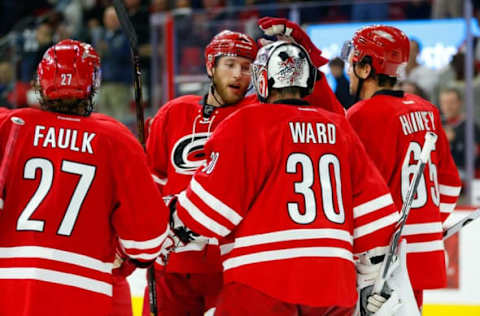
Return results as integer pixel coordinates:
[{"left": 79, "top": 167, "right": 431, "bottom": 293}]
[{"left": 212, "top": 75, "right": 249, "bottom": 106}]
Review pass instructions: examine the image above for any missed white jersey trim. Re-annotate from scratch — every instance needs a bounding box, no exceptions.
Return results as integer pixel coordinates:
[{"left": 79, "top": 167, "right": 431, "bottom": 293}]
[
  {"left": 439, "top": 184, "right": 461, "bottom": 197},
  {"left": 353, "top": 194, "right": 394, "bottom": 218},
  {"left": 402, "top": 222, "right": 443, "bottom": 236},
  {"left": 223, "top": 247, "right": 353, "bottom": 271},
  {"left": 174, "top": 242, "right": 208, "bottom": 253},
  {"left": 178, "top": 191, "right": 231, "bottom": 237},
  {"left": 406, "top": 240, "right": 444, "bottom": 253},
  {"left": 119, "top": 225, "right": 169, "bottom": 250},
  {"left": 0, "top": 267, "right": 112, "bottom": 296},
  {"left": 0, "top": 246, "right": 112, "bottom": 273},
  {"left": 190, "top": 178, "right": 242, "bottom": 225},
  {"left": 220, "top": 242, "right": 235, "bottom": 256},
  {"left": 354, "top": 212, "right": 399, "bottom": 239},
  {"left": 152, "top": 174, "right": 167, "bottom": 185},
  {"left": 440, "top": 202, "right": 456, "bottom": 213},
  {"left": 231, "top": 228, "right": 353, "bottom": 249}
]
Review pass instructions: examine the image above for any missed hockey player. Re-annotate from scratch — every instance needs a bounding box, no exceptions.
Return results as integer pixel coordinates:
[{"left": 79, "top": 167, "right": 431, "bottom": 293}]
[
  {"left": 0, "top": 39, "right": 170, "bottom": 315},
  {"left": 145, "top": 19, "right": 345, "bottom": 315},
  {"left": 344, "top": 25, "right": 462, "bottom": 309},
  {"left": 168, "top": 41, "right": 401, "bottom": 315}
]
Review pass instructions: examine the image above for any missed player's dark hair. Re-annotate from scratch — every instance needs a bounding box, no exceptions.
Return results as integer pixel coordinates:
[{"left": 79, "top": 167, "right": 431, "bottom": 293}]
[
  {"left": 357, "top": 56, "right": 397, "bottom": 87},
  {"left": 34, "top": 78, "right": 95, "bottom": 116}
]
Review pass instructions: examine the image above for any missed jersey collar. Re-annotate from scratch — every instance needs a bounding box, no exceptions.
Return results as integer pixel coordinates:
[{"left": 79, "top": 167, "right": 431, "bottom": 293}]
[
  {"left": 372, "top": 89, "right": 404, "bottom": 98},
  {"left": 272, "top": 99, "right": 310, "bottom": 106}
]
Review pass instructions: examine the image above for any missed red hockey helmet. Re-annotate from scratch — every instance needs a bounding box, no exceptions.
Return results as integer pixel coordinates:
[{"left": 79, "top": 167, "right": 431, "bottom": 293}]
[
  {"left": 37, "top": 39, "right": 101, "bottom": 100},
  {"left": 205, "top": 30, "right": 258, "bottom": 70},
  {"left": 342, "top": 25, "right": 409, "bottom": 77}
]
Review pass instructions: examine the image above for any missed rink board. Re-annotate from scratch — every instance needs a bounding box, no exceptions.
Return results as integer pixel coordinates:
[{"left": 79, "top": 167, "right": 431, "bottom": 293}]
[{"left": 127, "top": 209, "right": 480, "bottom": 315}]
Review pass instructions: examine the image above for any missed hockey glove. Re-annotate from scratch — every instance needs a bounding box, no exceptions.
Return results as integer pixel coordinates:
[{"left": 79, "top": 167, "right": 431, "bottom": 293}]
[
  {"left": 257, "top": 17, "right": 329, "bottom": 67},
  {"left": 357, "top": 248, "right": 402, "bottom": 316},
  {"left": 168, "top": 196, "right": 209, "bottom": 245},
  {"left": 112, "top": 248, "right": 137, "bottom": 277}
]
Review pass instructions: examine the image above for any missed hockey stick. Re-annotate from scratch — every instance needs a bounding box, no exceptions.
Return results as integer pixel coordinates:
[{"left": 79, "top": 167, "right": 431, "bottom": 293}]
[
  {"left": 0, "top": 116, "right": 25, "bottom": 210},
  {"left": 443, "top": 208, "right": 480, "bottom": 240},
  {"left": 112, "top": 0, "right": 146, "bottom": 146},
  {"left": 112, "top": 2, "right": 156, "bottom": 315},
  {"left": 370, "top": 132, "right": 438, "bottom": 302}
]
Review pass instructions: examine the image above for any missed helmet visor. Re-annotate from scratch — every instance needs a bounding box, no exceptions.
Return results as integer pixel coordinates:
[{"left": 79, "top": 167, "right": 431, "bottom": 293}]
[{"left": 340, "top": 40, "right": 354, "bottom": 63}]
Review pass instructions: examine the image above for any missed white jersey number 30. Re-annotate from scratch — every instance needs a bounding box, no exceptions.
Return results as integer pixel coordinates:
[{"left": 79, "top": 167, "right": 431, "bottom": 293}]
[{"left": 286, "top": 153, "right": 345, "bottom": 225}]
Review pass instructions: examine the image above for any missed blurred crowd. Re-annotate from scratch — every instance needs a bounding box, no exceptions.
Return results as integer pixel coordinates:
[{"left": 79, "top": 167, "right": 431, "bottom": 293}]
[{"left": 0, "top": 0, "right": 479, "bottom": 179}]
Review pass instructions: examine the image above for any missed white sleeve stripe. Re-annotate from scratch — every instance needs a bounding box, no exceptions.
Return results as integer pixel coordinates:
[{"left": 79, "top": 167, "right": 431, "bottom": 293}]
[
  {"left": 119, "top": 226, "right": 169, "bottom": 250},
  {"left": 232, "top": 228, "right": 353, "bottom": 249},
  {"left": 223, "top": 247, "right": 353, "bottom": 271},
  {"left": 173, "top": 243, "right": 207, "bottom": 253},
  {"left": 439, "top": 184, "right": 461, "bottom": 196},
  {"left": 406, "top": 240, "right": 444, "bottom": 253},
  {"left": 152, "top": 174, "right": 167, "bottom": 185},
  {"left": 440, "top": 202, "right": 456, "bottom": 213},
  {"left": 190, "top": 178, "right": 242, "bottom": 225},
  {"left": 178, "top": 191, "right": 231, "bottom": 237},
  {"left": 0, "top": 267, "right": 112, "bottom": 296},
  {"left": 220, "top": 242, "right": 235, "bottom": 256},
  {"left": 0, "top": 246, "right": 112, "bottom": 273},
  {"left": 353, "top": 194, "right": 394, "bottom": 218},
  {"left": 126, "top": 251, "right": 162, "bottom": 261},
  {"left": 401, "top": 222, "right": 443, "bottom": 236},
  {"left": 354, "top": 212, "right": 399, "bottom": 239}
]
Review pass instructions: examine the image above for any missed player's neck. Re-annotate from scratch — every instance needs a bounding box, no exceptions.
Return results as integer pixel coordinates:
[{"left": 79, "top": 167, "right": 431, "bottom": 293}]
[
  {"left": 268, "top": 90, "right": 301, "bottom": 103},
  {"left": 206, "top": 88, "right": 224, "bottom": 107},
  {"left": 361, "top": 81, "right": 393, "bottom": 100}
]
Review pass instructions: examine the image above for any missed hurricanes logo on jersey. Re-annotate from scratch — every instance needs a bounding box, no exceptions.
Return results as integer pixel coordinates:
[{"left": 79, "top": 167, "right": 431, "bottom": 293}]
[{"left": 171, "top": 132, "right": 210, "bottom": 175}]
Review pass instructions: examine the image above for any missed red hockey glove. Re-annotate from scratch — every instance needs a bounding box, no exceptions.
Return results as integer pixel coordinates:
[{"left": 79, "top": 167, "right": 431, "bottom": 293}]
[{"left": 258, "top": 17, "right": 328, "bottom": 68}]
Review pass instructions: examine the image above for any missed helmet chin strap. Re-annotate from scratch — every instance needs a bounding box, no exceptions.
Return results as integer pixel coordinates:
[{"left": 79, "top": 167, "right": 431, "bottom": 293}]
[
  {"left": 210, "top": 83, "right": 225, "bottom": 107},
  {"left": 207, "top": 67, "right": 226, "bottom": 107},
  {"left": 353, "top": 63, "right": 366, "bottom": 103}
]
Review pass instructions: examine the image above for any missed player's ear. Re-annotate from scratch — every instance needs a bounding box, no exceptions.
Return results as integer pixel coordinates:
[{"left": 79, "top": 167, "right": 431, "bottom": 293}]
[
  {"left": 207, "top": 65, "right": 214, "bottom": 78},
  {"left": 355, "top": 63, "right": 372, "bottom": 80}
]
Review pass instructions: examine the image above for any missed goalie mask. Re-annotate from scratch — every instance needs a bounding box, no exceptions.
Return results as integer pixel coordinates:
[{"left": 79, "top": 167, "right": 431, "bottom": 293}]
[
  {"left": 252, "top": 41, "right": 316, "bottom": 103},
  {"left": 37, "top": 39, "right": 101, "bottom": 100}
]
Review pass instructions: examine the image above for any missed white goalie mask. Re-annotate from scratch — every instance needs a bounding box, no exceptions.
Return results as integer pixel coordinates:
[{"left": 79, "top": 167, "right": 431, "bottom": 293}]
[{"left": 251, "top": 41, "right": 316, "bottom": 102}]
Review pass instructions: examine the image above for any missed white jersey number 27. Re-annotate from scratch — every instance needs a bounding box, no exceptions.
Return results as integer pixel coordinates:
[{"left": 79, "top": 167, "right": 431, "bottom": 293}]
[
  {"left": 286, "top": 153, "right": 345, "bottom": 225},
  {"left": 17, "top": 158, "right": 96, "bottom": 236}
]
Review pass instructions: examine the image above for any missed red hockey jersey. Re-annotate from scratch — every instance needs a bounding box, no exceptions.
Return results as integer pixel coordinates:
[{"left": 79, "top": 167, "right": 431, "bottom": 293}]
[
  {"left": 0, "top": 108, "right": 169, "bottom": 316},
  {"left": 146, "top": 73, "right": 345, "bottom": 274},
  {"left": 346, "top": 90, "right": 462, "bottom": 290},
  {"left": 176, "top": 100, "right": 399, "bottom": 307}
]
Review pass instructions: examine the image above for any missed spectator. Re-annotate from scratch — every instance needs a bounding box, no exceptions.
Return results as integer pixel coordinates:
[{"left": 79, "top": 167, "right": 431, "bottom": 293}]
[
  {"left": 434, "top": 52, "right": 480, "bottom": 124},
  {"left": 397, "top": 80, "right": 429, "bottom": 101},
  {"left": 406, "top": 38, "right": 437, "bottom": 100},
  {"left": 404, "top": 0, "right": 431, "bottom": 20},
  {"left": 18, "top": 21, "right": 53, "bottom": 83},
  {"left": 94, "top": 6, "right": 133, "bottom": 122},
  {"left": 351, "top": 0, "right": 389, "bottom": 21},
  {"left": 432, "top": 0, "right": 463, "bottom": 19},
  {"left": 328, "top": 57, "right": 354, "bottom": 109},
  {"left": 439, "top": 87, "right": 480, "bottom": 179},
  {"left": 0, "top": 61, "right": 15, "bottom": 109}
]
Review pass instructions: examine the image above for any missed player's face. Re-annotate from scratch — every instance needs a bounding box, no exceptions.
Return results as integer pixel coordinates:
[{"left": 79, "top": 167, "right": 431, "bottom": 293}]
[
  {"left": 346, "top": 52, "right": 359, "bottom": 96},
  {"left": 212, "top": 56, "right": 252, "bottom": 105}
]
